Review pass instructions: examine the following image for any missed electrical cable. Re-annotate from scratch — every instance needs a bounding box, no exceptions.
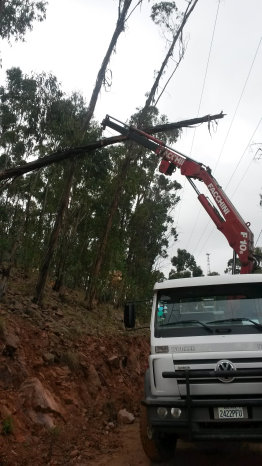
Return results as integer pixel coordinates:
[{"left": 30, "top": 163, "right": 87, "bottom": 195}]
[
  {"left": 192, "top": 36, "right": 262, "bottom": 262},
  {"left": 225, "top": 117, "right": 262, "bottom": 192},
  {"left": 184, "top": 0, "right": 220, "bottom": 250},
  {"left": 189, "top": 0, "right": 221, "bottom": 155},
  {"left": 195, "top": 117, "right": 262, "bottom": 262},
  {"left": 213, "top": 35, "right": 262, "bottom": 173},
  {"left": 255, "top": 229, "right": 262, "bottom": 247}
]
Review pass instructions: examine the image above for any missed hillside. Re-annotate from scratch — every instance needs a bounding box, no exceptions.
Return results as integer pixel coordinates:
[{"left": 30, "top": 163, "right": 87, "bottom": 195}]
[{"left": 0, "top": 270, "right": 150, "bottom": 465}]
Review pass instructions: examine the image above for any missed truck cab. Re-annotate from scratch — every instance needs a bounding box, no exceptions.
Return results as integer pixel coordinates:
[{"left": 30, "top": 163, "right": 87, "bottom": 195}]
[{"left": 137, "top": 274, "right": 262, "bottom": 462}]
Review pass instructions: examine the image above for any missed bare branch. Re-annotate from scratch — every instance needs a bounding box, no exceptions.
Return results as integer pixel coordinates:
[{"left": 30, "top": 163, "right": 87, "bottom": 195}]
[
  {"left": 145, "top": 0, "right": 199, "bottom": 108},
  {"left": 155, "top": 41, "right": 186, "bottom": 106},
  {"left": 126, "top": 0, "right": 143, "bottom": 22},
  {"left": 0, "top": 112, "right": 225, "bottom": 182}
]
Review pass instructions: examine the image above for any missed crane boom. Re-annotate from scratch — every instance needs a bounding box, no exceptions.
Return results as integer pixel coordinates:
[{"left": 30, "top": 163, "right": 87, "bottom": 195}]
[{"left": 102, "top": 115, "right": 255, "bottom": 274}]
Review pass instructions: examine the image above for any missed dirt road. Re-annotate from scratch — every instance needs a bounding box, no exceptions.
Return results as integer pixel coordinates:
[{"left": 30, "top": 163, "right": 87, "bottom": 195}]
[{"left": 92, "top": 420, "right": 262, "bottom": 466}]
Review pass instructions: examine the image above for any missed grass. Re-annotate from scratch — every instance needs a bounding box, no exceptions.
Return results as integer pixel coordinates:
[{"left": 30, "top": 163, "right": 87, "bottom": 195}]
[
  {"left": 60, "top": 350, "right": 80, "bottom": 371},
  {"left": 2, "top": 416, "right": 13, "bottom": 435}
]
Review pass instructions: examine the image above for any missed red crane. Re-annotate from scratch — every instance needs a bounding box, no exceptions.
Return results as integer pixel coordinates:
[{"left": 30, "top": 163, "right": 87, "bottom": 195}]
[{"left": 102, "top": 115, "right": 256, "bottom": 274}]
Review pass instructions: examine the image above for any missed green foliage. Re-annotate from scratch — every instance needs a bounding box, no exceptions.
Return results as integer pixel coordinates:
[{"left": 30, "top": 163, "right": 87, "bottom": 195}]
[
  {"left": 224, "top": 257, "right": 241, "bottom": 275},
  {"left": 151, "top": 1, "right": 182, "bottom": 40},
  {"left": 2, "top": 416, "right": 13, "bottom": 435},
  {"left": 0, "top": 67, "right": 183, "bottom": 307},
  {"left": 192, "top": 265, "right": 204, "bottom": 277},
  {"left": 151, "top": 2, "right": 180, "bottom": 29},
  {"left": 254, "top": 247, "right": 262, "bottom": 272},
  {"left": 60, "top": 351, "right": 80, "bottom": 372},
  {"left": 0, "top": 0, "right": 47, "bottom": 42},
  {"left": 225, "top": 247, "right": 262, "bottom": 274},
  {"left": 169, "top": 269, "right": 191, "bottom": 279},
  {"left": 169, "top": 248, "right": 203, "bottom": 279}
]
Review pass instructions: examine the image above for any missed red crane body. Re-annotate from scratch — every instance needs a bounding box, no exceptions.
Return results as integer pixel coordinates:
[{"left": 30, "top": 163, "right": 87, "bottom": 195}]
[{"left": 102, "top": 115, "right": 255, "bottom": 274}]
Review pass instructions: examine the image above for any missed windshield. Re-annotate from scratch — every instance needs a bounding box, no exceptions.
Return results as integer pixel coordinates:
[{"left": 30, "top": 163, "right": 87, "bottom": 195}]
[{"left": 155, "top": 283, "right": 262, "bottom": 337}]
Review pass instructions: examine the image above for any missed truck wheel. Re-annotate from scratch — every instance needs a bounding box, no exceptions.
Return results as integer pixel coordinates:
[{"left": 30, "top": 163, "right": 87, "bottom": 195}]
[{"left": 139, "top": 405, "right": 176, "bottom": 463}]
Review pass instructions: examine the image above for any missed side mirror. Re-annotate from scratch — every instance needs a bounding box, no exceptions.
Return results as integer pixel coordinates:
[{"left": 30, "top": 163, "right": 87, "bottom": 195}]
[{"left": 124, "top": 303, "right": 136, "bottom": 329}]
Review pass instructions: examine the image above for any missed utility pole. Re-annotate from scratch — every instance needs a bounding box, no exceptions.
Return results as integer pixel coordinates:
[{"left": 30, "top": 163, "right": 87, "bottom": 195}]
[{"left": 206, "top": 253, "right": 211, "bottom": 276}]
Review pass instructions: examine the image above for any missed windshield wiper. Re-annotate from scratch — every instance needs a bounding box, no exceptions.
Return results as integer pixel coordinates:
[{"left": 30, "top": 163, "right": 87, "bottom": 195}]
[
  {"left": 207, "top": 318, "right": 262, "bottom": 331},
  {"left": 160, "top": 319, "right": 214, "bottom": 334}
]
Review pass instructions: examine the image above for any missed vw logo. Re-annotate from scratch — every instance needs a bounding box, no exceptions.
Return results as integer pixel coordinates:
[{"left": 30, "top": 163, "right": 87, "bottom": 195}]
[{"left": 216, "top": 359, "right": 236, "bottom": 383}]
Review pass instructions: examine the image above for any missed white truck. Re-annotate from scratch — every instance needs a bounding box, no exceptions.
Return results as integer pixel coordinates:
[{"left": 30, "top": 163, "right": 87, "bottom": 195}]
[
  {"left": 125, "top": 273, "right": 262, "bottom": 462},
  {"left": 102, "top": 115, "right": 262, "bottom": 462}
]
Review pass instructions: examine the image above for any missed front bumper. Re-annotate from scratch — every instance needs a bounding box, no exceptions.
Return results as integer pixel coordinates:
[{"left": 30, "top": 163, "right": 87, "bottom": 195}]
[{"left": 144, "top": 368, "right": 262, "bottom": 440}]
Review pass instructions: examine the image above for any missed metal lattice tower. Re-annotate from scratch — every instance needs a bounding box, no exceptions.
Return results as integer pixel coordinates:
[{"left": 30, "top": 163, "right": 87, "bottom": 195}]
[{"left": 206, "top": 253, "right": 211, "bottom": 276}]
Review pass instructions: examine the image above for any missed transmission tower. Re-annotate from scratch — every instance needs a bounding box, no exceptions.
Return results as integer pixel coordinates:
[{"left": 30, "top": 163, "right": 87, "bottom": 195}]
[
  {"left": 206, "top": 253, "right": 211, "bottom": 275},
  {"left": 251, "top": 143, "right": 262, "bottom": 160}
]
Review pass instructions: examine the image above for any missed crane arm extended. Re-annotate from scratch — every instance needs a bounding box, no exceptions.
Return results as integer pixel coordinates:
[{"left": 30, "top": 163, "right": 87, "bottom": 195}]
[{"left": 102, "top": 115, "right": 255, "bottom": 274}]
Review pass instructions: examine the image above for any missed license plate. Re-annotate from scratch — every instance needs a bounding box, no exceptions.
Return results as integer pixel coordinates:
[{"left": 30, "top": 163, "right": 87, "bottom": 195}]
[{"left": 214, "top": 407, "right": 248, "bottom": 419}]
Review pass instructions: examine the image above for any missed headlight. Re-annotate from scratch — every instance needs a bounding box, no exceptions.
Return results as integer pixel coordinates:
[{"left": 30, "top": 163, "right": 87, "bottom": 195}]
[
  {"left": 157, "top": 407, "right": 168, "bottom": 418},
  {"left": 155, "top": 345, "right": 169, "bottom": 353},
  {"left": 171, "top": 407, "right": 182, "bottom": 418}
]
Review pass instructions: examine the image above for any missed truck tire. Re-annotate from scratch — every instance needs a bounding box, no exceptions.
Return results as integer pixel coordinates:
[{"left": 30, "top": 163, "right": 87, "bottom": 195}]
[{"left": 140, "top": 405, "right": 176, "bottom": 463}]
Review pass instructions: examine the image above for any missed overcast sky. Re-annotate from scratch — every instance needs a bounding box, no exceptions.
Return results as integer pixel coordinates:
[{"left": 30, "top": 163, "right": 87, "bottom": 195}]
[{"left": 1, "top": 0, "right": 262, "bottom": 276}]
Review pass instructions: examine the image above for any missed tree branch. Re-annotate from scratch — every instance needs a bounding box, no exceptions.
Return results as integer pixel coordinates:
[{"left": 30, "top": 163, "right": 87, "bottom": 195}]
[{"left": 0, "top": 112, "right": 225, "bottom": 181}]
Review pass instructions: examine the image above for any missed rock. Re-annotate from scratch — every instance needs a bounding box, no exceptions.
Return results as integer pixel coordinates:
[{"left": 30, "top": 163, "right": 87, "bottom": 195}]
[
  {"left": 27, "top": 410, "right": 55, "bottom": 429},
  {"left": 127, "top": 351, "right": 141, "bottom": 375},
  {"left": 0, "top": 364, "right": 13, "bottom": 387},
  {"left": 86, "top": 364, "right": 101, "bottom": 397},
  {"left": 30, "top": 303, "right": 39, "bottom": 310},
  {"left": 42, "top": 352, "right": 55, "bottom": 364},
  {"left": 107, "top": 355, "right": 120, "bottom": 369},
  {"left": 70, "top": 449, "right": 79, "bottom": 458},
  {"left": 62, "top": 394, "right": 78, "bottom": 406},
  {"left": 117, "top": 408, "right": 135, "bottom": 424},
  {"left": 13, "top": 301, "right": 23, "bottom": 312},
  {"left": 0, "top": 405, "right": 12, "bottom": 418},
  {"left": 0, "top": 360, "right": 28, "bottom": 388},
  {"left": 19, "top": 377, "right": 66, "bottom": 425},
  {"left": 2, "top": 330, "right": 19, "bottom": 358}
]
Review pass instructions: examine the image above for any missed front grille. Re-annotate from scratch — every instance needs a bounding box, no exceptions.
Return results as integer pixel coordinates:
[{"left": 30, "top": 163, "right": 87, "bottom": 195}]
[
  {"left": 173, "top": 358, "right": 262, "bottom": 384},
  {"left": 175, "top": 358, "right": 262, "bottom": 365},
  {"left": 181, "top": 394, "right": 262, "bottom": 400},
  {"left": 177, "top": 377, "right": 262, "bottom": 385},
  {"left": 165, "top": 358, "right": 262, "bottom": 396}
]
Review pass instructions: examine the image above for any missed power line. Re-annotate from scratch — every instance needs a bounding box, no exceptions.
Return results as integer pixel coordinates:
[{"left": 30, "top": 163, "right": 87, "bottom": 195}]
[
  {"left": 195, "top": 117, "right": 262, "bottom": 262},
  {"left": 189, "top": 0, "right": 221, "bottom": 155},
  {"left": 213, "top": 35, "right": 262, "bottom": 173},
  {"left": 185, "top": 0, "right": 220, "bottom": 249},
  {"left": 255, "top": 228, "right": 262, "bottom": 247},
  {"left": 225, "top": 117, "right": 262, "bottom": 192},
  {"left": 193, "top": 35, "right": 262, "bottom": 260},
  {"left": 196, "top": 122, "right": 262, "bottom": 264}
]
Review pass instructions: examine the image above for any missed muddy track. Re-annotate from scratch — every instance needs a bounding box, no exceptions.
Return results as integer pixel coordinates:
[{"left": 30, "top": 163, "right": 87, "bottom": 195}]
[{"left": 92, "top": 419, "right": 262, "bottom": 466}]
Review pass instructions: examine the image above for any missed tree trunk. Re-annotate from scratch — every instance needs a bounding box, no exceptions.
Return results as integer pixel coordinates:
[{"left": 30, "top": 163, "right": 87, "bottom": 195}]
[
  {"left": 0, "top": 1, "right": 5, "bottom": 16},
  {"left": 32, "top": 0, "right": 135, "bottom": 304},
  {"left": 144, "top": 0, "right": 199, "bottom": 108},
  {"left": 85, "top": 153, "right": 132, "bottom": 307},
  {"left": 84, "top": 0, "right": 133, "bottom": 126},
  {"left": 85, "top": 1, "right": 199, "bottom": 308},
  {"left": 0, "top": 113, "right": 224, "bottom": 182},
  {"left": 34, "top": 160, "right": 75, "bottom": 304},
  {"left": 0, "top": 236, "right": 21, "bottom": 299}
]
